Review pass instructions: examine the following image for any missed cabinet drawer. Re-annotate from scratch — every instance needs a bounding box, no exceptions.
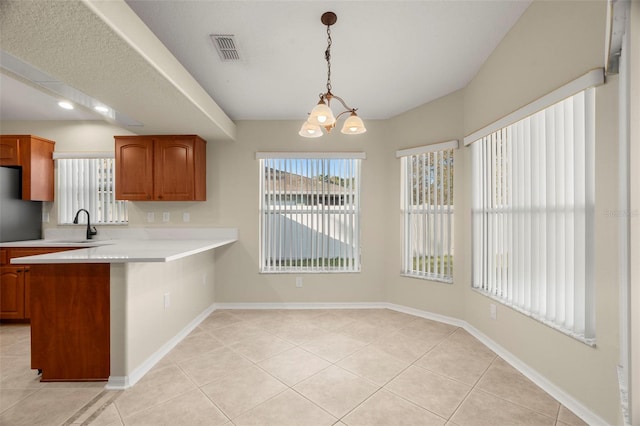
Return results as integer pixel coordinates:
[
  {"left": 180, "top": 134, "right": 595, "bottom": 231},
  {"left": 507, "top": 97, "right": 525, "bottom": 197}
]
[{"left": 0, "top": 249, "right": 7, "bottom": 266}]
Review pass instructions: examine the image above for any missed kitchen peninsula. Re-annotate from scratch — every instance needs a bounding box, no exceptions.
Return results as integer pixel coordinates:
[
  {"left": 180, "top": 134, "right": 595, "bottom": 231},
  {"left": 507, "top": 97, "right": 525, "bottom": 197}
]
[{"left": 7, "top": 228, "right": 237, "bottom": 389}]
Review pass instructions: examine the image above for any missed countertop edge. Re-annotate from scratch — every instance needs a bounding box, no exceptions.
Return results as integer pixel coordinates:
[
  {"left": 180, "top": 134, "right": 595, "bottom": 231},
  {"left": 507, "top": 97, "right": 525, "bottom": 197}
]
[{"left": 9, "top": 238, "right": 237, "bottom": 264}]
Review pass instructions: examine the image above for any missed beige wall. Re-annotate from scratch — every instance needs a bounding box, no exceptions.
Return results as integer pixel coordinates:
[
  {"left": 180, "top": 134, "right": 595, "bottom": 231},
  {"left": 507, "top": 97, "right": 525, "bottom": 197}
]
[
  {"left": 382, "top": 90, "right": 467, "bottom": 319},
  {"left": 463, "top": 0, "right": 606, "bottom": 136},
  {"left": 109, "top": 250, "right": 216, "bottom": 382},
  {"left": 0, "top": 0, "right": 624, "bottom": 422},
  {"left": 0, "top": 120, "right": 136, "bottom": 226},
  {"left": 0, "top": 120, "right": 134, "bottom": 152},
  {"left": 458, "top": 0, "right": 619, "bottom": 422},
  {"left": 212, "top": 120, "right": 389, "bottom": 304}
]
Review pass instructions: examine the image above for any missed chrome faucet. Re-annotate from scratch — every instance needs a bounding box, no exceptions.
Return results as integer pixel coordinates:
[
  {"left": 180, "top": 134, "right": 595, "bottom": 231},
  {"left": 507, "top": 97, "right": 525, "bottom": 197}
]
[{"left": 73, "top": 209, "right": 98, "bottom": 240}]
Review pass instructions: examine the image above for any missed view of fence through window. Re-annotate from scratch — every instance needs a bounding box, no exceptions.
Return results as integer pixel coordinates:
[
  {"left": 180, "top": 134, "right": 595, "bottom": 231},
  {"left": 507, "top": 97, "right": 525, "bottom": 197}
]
[
  {"left": 400, "top": 147, "right": 455, "bottom": 282},
  {"left": 259, "top": 156, "right": 361, "bottom": 273}
]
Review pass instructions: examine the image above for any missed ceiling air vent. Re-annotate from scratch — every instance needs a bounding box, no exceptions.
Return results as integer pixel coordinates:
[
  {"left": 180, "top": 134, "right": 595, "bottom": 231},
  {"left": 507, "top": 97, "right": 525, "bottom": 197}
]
[{"left": 211, "top": 34, "right": 240, "bottom": 61}]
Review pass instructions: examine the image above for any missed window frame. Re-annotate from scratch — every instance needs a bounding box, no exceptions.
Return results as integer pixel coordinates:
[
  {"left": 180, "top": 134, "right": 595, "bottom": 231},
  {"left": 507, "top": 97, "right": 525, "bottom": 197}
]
[
  {"left": 469, "top": 85, "right": 597, "bottom": 344},
  {"left": 257, "top": 152, "right": 364, "bottom": 274},
  {"left": 397, "top": 140, "right": 457, "bottom": 283},
  {"left": 55, "top": 153, "right": 128, "bottom": 225}
]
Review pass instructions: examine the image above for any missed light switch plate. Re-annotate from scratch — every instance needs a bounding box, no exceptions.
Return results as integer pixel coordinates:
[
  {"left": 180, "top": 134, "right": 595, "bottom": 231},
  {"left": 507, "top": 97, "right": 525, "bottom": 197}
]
[
  {"left": 183, "top": 212, "right": 190, "bottom": 223},
  {"left": 147, "top": 212, "right": 155, "bottom": 223},
  {"left": 162, "top": 212, "right": 170, "bottom": 222}
]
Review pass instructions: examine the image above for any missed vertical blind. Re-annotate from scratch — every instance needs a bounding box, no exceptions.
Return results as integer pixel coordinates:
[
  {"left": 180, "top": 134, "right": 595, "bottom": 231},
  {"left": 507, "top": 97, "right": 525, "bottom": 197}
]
[
  {"left": 57, "top": 157, "right": 128, "bottom": 225},
  {"left": 258, "top": 155, "right": 361, "bottom": 273},
  {"left": 398, "top": 141, "right": 456, "bottom": 282},
  {"left": 471, "top": 88, "right": 595, "bottom": 342}
]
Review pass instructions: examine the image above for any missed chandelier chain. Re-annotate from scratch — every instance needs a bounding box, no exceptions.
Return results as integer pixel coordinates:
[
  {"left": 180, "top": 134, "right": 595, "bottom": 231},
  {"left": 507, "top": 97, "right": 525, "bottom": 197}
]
[{"left": 325, "top": 24, "right": 332, "bottom": 93}]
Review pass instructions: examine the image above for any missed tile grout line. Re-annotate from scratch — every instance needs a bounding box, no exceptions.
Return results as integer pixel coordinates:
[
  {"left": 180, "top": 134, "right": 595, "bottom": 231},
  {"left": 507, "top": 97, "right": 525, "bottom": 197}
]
[
  {"left": 2, "top": 310, "right": 580, "bottom": 425},
  {"left": 60, "top": 388, "right": 120, "bottom": 426},
  {"left": 79, "top": 390, "right": 122, "bottom": 426}
]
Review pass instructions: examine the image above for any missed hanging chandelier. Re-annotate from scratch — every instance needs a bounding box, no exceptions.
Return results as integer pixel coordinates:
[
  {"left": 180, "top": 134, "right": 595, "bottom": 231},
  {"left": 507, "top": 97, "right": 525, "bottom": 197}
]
[{"left": 299, "top": 12, "right": 367, "bottom": 138}]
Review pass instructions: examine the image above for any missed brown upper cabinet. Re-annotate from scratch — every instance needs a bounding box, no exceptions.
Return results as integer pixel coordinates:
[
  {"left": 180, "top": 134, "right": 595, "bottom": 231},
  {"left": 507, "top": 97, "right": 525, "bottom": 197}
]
[
  {"left": 0, "top": 135, "right": 55, "bottom": 201},
  {"left": 114, "top": 135, "right": 206, "bottom": 201}
]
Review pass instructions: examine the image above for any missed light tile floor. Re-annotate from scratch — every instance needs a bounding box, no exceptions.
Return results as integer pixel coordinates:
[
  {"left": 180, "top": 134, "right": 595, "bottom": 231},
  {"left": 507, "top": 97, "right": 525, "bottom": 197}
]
[{"left": 0, "top": 309, "right": 589, "bottom": 425}]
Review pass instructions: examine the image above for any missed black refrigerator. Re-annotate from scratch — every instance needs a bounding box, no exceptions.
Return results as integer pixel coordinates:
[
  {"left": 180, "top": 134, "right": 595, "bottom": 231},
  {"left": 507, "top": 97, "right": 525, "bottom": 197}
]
[{"left": 0, "top": 167, "right": 42, "bottom": 242}]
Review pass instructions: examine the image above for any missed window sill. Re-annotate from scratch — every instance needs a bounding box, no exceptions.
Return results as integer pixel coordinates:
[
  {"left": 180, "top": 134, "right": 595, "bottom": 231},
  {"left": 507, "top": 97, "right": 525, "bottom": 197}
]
[
  {"left": 471, "top": 287, "right": 596, "bottom": 347},
  {"left": 401, "top": 273, "right": 453, "bottom": 284}
]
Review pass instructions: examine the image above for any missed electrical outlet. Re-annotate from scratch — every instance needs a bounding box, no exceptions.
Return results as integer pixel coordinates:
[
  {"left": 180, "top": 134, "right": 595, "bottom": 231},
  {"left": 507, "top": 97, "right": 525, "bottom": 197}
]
[
  {"left": 147, "top": 212, "right": 155, "bottom": 223},
  {"left": 164, "top": 292, "right": 171, "bottom": 309},
  {"left": 183, "top": 212, "right": 190, "bottom": 223},
  {"left": 162, "top": 212, "right": 170, "bottom": 222},
  {"left": 42, "top": 212, "right": 50, "bottom": 223},
  {"left": 202, "top": 273, "right": 207, "bottom": 287},
  {"left": 490, "top": 303, "right": 497, "bottom": 320},
  {"left": 295, "top": 277, "right": 303, "bottom": 288}
]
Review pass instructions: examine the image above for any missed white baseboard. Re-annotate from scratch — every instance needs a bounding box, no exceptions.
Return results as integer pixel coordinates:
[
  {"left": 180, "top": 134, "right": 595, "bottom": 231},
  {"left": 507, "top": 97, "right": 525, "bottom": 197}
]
[
  {"left": 106, "top": 300, "right": 605, "bottom": 424},
  {"left": 105, "top": 375, "right": 129, "bottom": 390},
  {"left": 216, "top": 301, "right": 605, "bottom": 425},
  {"left": 106, "top": 303, "right": 217, "bottom": 390},
  {"left": 212, "top": 301, "right": 387, "bottom": 310},
  {"left": 385, "top": 302, "right": 467, "bottom": 328},
  {"left": 461, "top": 322, "right": 608, "bottom": 426}
]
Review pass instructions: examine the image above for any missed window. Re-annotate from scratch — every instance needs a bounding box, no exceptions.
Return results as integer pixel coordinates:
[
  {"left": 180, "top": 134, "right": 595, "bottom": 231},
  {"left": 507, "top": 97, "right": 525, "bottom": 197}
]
[
  {"left": 56, "top": 155, "right": 128, "bottom": 225},
  {"left": 398, "top": 141, "right": 456, "bottom": 282},
  {"left": 257, "top": 152, "right": 363, "bottom": 273},
  {"left": 470, "top": 87, "right": 596, "bottom": 342}
]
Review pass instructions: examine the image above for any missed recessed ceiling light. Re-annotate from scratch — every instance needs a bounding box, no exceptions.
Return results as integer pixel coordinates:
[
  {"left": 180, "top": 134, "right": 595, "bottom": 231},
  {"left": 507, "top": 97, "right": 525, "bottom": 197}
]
[
  {"left": 58, "top": 101, "right": 74, "bottom": 110},
  {"left": 94, "top": 105, "right": 109, "bottom": 113}
]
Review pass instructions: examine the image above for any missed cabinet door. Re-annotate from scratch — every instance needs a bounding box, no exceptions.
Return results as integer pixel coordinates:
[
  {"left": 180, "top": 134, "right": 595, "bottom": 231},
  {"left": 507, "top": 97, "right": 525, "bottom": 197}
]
[
  {"left": 154, "top": 138, "right": 195, "bottom": 201},
  {"left": 22, "top": 136, "right": 55, "bottom": 201},
  {"left": 30, "top": 263, "right": 110, "bottom": 381},
  {"left": 8, "top": 248, "right": 79, "bottom": 321},
  {"left": 0, "top": 135, "right": 55, "bottom": 201},
  {"left": 0, "top": 267, "right": 25, "bottom": 319},
  {"left": 0, "top": 137, "right": 21, "bottom": 166},
  {"left": 115, "top": 138, "right": 154, "bottom": 200}
]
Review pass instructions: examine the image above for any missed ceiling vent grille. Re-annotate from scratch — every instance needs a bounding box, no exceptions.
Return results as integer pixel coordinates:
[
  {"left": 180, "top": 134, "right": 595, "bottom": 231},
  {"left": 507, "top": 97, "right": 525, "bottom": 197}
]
[{"left": 211, "top": 34, "right": 240, "bottom": 61}]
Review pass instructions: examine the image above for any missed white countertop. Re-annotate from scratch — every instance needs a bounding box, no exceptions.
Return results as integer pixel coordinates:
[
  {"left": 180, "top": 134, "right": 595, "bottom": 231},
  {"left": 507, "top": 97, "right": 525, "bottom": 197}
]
[
  {"left": 10, "top": 239, "right": 236, "bottom": 264},
  {"left": 4, "top": 227, "right": 238, "bottom": 264}
]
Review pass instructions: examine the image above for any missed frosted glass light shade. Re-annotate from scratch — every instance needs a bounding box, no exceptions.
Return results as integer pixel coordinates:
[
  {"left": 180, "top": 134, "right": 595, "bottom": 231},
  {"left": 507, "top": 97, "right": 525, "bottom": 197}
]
[
  {"left": 299, "top": 121, "right": 323, "bottom": 138},
  {"left": 308, "top": 101, "right": 336, "bottom": 126},
  {"left": 341, "top": 113, "right": 366, "bottom": 135}
]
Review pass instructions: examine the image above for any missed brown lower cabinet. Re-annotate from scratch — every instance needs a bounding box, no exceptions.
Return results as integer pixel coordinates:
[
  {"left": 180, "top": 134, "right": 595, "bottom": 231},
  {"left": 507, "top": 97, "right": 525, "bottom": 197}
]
[
  {"left": 1, "top": 247, "right": 110, "bottom": 381},
  {"left": 0, "top": 247, "right": 79, "bottom": 320},
  {"left": 30, "top": 263, "right": 110, "bottom": 382},
  {"left": 0, "top": 266, "right": 27, "bottom": 319}
]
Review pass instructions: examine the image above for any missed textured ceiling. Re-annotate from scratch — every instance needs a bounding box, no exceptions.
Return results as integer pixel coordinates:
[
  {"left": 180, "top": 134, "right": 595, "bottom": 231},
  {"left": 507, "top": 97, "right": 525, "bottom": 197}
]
[
  {"left": 0, "top": 0, "right": 532, "bottom": 138},
  {"left": 0, "top": 0, "right": 235, "bottom": 141}
]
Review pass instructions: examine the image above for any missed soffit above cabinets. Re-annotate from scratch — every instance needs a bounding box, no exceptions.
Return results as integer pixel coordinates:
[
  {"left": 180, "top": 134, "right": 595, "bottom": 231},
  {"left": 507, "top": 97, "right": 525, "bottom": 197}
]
[{"left": 0, "top": 0, "right": 235, "bottom": 141}]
